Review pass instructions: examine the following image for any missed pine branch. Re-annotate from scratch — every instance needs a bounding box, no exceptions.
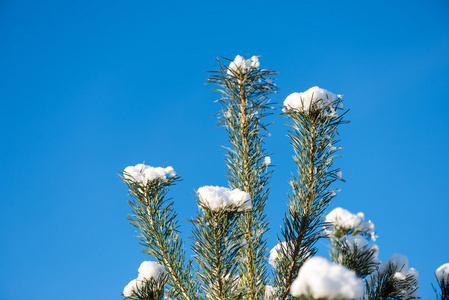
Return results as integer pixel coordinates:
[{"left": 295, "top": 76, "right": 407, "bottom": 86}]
[
  {"left": 208, "top": 56, "right": 278, "bottom": 300},
  {"left": 273, "top": 98, "right": 347, "bottom": 300},
  {"left": 122, "top": 174, "right": 199, "bottom": 300},
  {"left": 329, "top": 237, "right": 379, "bottom": 278},
  {"left": 433, "top": 276, "right": 449, "bottom": 300},
  {"left": 366, "top": 262, "right": 419, "bottom": 300},
  {"left": 191, "top": 201, "right": 245, "bottom": 300},
  {"left": 123, "top": 275, "right": 168, "bottom": 300}
]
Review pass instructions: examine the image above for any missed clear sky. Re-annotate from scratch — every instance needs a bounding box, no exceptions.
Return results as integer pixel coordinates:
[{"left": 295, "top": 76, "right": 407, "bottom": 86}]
[{"left": 1, "top": 0, "right": 448, "bottom": 299}]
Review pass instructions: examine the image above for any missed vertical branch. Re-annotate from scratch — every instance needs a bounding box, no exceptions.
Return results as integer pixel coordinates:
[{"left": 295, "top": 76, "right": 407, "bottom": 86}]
[
  {"left": 272, "top": 93, "right": 347, "bottom": 300},
  {"left": 237, "top": 73, "right": 256, "bottom": 299},
  {"left": 207, "top": 56, "right": 278, "bottom": 300},
  {"left": 191, "top": 203, "right": 243, "bottom": 300},
  {"left": 238, "top": 77, "right": 250, "bottom": 192},
  {"left": 122, "top": 170, "right": 199, "bottom": 300}
]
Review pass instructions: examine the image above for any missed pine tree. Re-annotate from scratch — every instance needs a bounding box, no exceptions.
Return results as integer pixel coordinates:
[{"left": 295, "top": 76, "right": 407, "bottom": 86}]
[{"left": 119, "top": 55, "right": 440, "bottom": 300}]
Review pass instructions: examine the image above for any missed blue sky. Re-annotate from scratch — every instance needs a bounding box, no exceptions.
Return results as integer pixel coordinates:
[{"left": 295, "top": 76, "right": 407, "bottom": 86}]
[{"left": 1, "top": 0, "right": 448, "bottom": 299}]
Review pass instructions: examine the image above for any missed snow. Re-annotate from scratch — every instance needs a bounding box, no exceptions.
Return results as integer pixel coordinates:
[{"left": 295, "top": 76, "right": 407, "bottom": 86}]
[
  {"left": 265, "top": 285, "right": 276, "bottom": 298},
  {"left": 339, "top": 235, "right": 379, "bottom": 265},
  {"left": 268, "top": 241, "right": 311, "bottom": 269},
  {"left": 264, "top": 156, "right": 271, "bottom": 165},
  {"left": 197, "top": 185, "right": 252, "bottom": 211},
  {"left": 290, "top": 256, "right": 364, "bottom": 299},
  {"left": 137, "top": 261, "right": 167, "bottom": 281},
  {"left": 123, "top": 261, "right": 167, "bottom": 297},
  {"left": 124, "top": 163, "right": 176, "bottom": 184},
  {"left": 325, "top": 207, "right": 377, "bottom": 241},
  {"left": 268, "top": 241, "right": 288, "bottom": 268},
  {"left": 378, "top": 253, "right": 410, "bottom": 274},
  {"left": 227, "top": 55, "right": 260, "bottom": 76},
  {"left": 372, "top": 253, "right": 419, "bottom": 297},
  {"left": 336, "top": 170, "right": 343, "bottom": 179},
  {"left": 435, "top": 263, "right": 449, "bottom": 283},
  {"left": 283, "top": 86, "right": 338, "bottom": 115},
  {"left": 123, "top": 279, "right": 143, "bottom": 297}
]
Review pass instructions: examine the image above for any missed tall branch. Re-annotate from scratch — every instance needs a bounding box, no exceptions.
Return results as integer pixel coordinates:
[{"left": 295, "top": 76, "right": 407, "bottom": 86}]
[
  {"left": 273, "top": 95, "right": 347, "bottom": 300},
  {"left": 207, "top": 56, "right": 278, "bottom": 300},
  {"left": 123, "top": 174, "right": 199, "bottom": 300}
]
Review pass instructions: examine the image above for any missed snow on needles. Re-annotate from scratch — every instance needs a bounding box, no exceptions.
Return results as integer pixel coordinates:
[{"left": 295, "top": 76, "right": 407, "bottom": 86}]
[
  {"left": 227, "top": 55, "right": 260, "bottom": 76},
  {"left": 269, "top": 241, "right": 311, "bottom": 269},
  {"left": 265, "top": 285, "right": 276, "bottom": 298},
  {"left": 197, "top": 186, "right": 252, "bottom": 211},
  {"left": 124, "top": 163, "right": 176, "bottom": 184},
  {"left": 325, "top": 207, "right": 377, "bottom": 241},
  {"left": 290, "top": 256, "right": 364, "bottom": 299},
  {"left": 370, "top": 253, "right": 419, "bottom": 297},
  {"left": 264, "top": 156, "right": 271, "bottom": 165},
  {"left": 435, "top": 263, "right": 449, "bottom": 283},
  {"left": 123, "top": 261, "right": 167, "bottom": 297},
  {"left": 123, "top": 279, "right": 143, "bottom": 297},
  {"left": 138, "top": 261, "right": 167, "bottom": 281},
  {"left": 268, "top": 241, "right": 288, "bottom": 268},
  {"left": 283, "top": 86, "right": 339, "bottom": 115},
  {"left": 340, "top": 234, "right": 379, "bottom": 265}
]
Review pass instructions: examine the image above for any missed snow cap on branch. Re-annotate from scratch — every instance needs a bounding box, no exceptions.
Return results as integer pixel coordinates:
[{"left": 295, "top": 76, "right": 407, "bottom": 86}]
[
  {"left": 137, "top": 261, "right": 167, "bottom": 281},
  {"left": 264, "top": 156, "right": 271, "bottom": 165},
  {"left": 123, "top": 261, "right": 167, "bottom": 297},
  {"left": 283, "top": 86, "right": 339, "bottom": 115},
  {"left": 268, "top": 241, "right": 288, "bottom": 268},
  {"left": 269, "top": 241, "right": 311, "bottom": 269},
  {"left": 197, "top": 186, "right": 252, "bottom": 211},
  {"left": 265, "top": 285, "right": 277, "bottom": 298},
  {"left": 124, "top": 163, "right": 176, "bottom": 184},
  {"left": 325, "top": 207, "right": 377, "bottom": 241},
  {"left": 290, "top": 256, "right": 364, "bottom": 299},
  {"left": 340, "top": 234, "right": 379, "bottom": 264},
  {"left": 123, "top": 279, "right": 143, "bottom": 297},
  {"left": 435, "top": 263, "right": 449, "bottom": 283},
  {"left": 378, "top": 253, "right": 419, "bottom": 283},
  {"left": 369, "top": 253, "right": 419, "bottom": 297},
  {"left": 227, "top": 55, "right": 260, "bottom": 76}
]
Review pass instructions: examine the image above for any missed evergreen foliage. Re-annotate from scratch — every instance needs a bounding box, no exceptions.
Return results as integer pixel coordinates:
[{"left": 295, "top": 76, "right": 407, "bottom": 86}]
[
  {"left": 119, "top": 55, "right": 444, "bottom": 300},
  {"left": 272, "top": 91, "right": 346, "bottom": 300},
  {"left": 435, "top": 279, "right": 449, "bottom": 300},
  {"left": 191, "top": 201, "right": 245, "bottom": 300},
  {"left": 330, "top": 237, "right": 379, "bottom": 278},
  {"left": 124, "top": 276, "right": 168, "bottom": 300},
  {"left": 207, "top": 56, "right": 278, "bottom": 300},
  {"left": 121, "top": 173, "right": 199, "bottom": 300},
  {"left": 434, "top": 264, "right": 449, "bottom": 300},
  {"left": 365, "top": 262, "right": 419, "bottom": 300}
]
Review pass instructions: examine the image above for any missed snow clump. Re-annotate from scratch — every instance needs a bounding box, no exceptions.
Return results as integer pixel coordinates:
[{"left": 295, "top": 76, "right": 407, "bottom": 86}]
[
  {"left": 283, "top": 86, "right": 339, "bottom": 114},
  {"left": 339, "top": 234, "right": 379, "bottom": 264},
  {"left": 290, "top": 256, "right": 364, "bottom": 299},
  {"left": 137, "top": 261, "right": 167, "bottom": 281},
  {"left": 264, "top": 156, "right": 271, "bottom": 165},
  {"left": 379, "top": 254, "right": 419, "bottom": 280},
  {"left": 197, "top": 186, "right": 252, "bottom": 211},
  {"left": 269, "top": 241, "right": 288, "bottom": 268},
  {"left": 123, "top": 279, "right": 143, "bottom": 298},
  {"left": 227, "top": 55, "right": 260, "bottom": 76},
  {"left": 435, "top": 263, "right": 449, "bottom": 283},
  {"left": 269, "top": 241, "right": 311, "bottom": 269},
  {"left": 370, "top": 253, "right": 419, "bottom": 297},
  {"left": 123, "top": 261, "right": 167, "bottom": 297},
  {"left": 124, "top": 163, "right": 176, "bottom": 184},
  {"left": 265, "top": 285, "right": 277, "bottom": 298},
  {"left": 325, "top": 207, "right": 377, "bottom": 241}
]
